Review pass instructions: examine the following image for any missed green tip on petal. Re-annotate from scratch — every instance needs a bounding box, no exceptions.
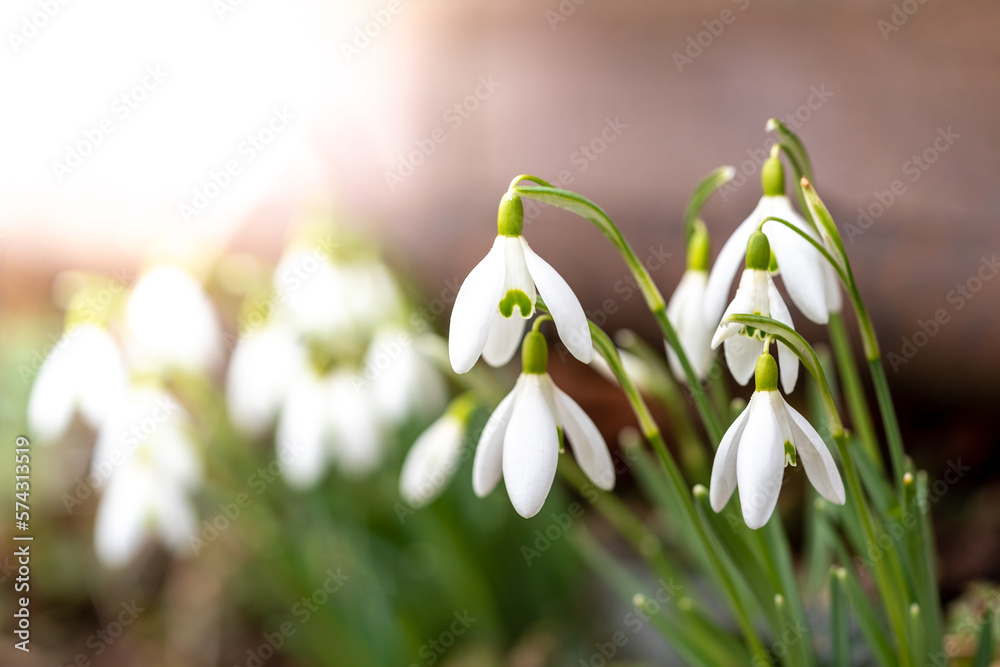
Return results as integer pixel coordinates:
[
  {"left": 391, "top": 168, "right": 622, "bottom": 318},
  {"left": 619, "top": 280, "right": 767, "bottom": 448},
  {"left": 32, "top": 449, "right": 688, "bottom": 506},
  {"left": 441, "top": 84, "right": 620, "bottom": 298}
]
[
  {"left": 768, "top": 249, "right": 779, "bottom": 273},
  {"left": 687, "top": 220, "right": 711, "bottom": 271},
  {"left": 754, "top": 352, "right": 779, "bottom": 392},
  {"left": 521, "top": 330, "right": 548, "bottom": 374},
  {"left": 745, "top": 231, "right": 771, "bottom": 271},
  {"left": 499, "top": 289, "right": 533, "bottom": 318},
  {"left": 784, "top": 441, "right": 797, "bottom": 467},
  {"left": 497, "top": 192, "right": 524, "bottom": 237},
  {"left": 761, "top": 153, "right": 785, "bottom": 197}
]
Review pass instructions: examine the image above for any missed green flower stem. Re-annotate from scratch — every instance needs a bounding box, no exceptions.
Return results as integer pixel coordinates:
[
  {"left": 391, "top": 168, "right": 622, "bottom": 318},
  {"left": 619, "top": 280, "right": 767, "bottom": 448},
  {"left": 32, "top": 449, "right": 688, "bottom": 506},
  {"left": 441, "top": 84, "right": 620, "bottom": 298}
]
[
  {"left": 721, "top": 314, "right": 914, "bottom": 663},
  {"left": 684, "top": 166, "right": 735, "bottom": 242},
  {"left": 616, "top": 330, "right": 710, "bottom": 481},
  {"left": 798, "top": 179, "right": 908, "bottom": 496},
  {"left": 827, "top": 312, "right": 882, "bottom": 471},
  {"left": 509, "top": 178, "right": 725, "bottom": 444},
  {"left": 571, "top": 530, "right": 733, "bottom": 667},
  {"left": 589, "top": 321, "right": 766, "bottom": 657},
  {"left": 829, "top": 568, "right": 850, "bottom": 667},
  {"left": 559, "top": 459, "right": 682, "bottom": 586},
  {"left": 870, "top": 358, "right": 907, "bottom": 495},
  {"left": 836, "top": 566, "right": 897, "bottom": 667}
]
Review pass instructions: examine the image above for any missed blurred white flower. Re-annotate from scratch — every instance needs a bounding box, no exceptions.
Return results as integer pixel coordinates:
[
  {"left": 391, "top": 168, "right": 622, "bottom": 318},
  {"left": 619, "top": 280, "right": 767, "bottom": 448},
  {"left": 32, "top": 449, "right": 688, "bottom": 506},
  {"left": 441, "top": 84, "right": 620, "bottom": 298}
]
[
  {"left": 666, "top": 269, "right": 713, "bottom": 382},
  {"left": 710, "top": 352, "right": 844, "bottom": 529},
  {"left": 276, "top": 370, "right": 383, "bottom": 488},
  {"left": 27, "top": 323, "right": 128, "bottom": 443},
  {"left": 91, "top": 386, "right": 201, "bottom": 568},
  {"left": 124, "top": 265, "right": 222, "bottom": 372},
  {"left": 474, "top": 360, "right": 614, "bottom": 518},
  {"left": 226, "top": 322, "right": 308, "bottom": 437},
  {"left": 589, "top": 345, "right": 653, "bottom": 394},
  {"left": 365, "top": 328, "right": 446, "bottom": 425},
  {"left": 399, "top": 411, "right": 466, "bottom": 508}
]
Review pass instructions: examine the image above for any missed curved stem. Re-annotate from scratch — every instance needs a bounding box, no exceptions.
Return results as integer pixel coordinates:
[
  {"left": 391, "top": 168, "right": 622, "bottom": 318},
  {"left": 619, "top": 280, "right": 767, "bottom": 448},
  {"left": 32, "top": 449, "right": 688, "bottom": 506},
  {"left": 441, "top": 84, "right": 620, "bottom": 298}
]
[
  {"left": 588, "top": 321, "right": 766, "bottom": 656},
  {"left": 511, "top": 181, "right": 724, "bottom": 443}
]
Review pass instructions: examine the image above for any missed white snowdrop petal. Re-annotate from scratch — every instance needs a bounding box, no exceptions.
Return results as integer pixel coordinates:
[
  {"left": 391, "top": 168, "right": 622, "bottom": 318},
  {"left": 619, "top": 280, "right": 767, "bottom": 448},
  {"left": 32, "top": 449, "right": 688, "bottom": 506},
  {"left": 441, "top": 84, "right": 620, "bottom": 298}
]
[
  {"left": 502, "top": 237, "right": 537, "bottom": 314},
  {"left": 472, "top": 382, "right": 519, "bottom": 497},
  {"left": 276, "top": 377, "right": 329, "bottom": 488},
  {"left": 766, "top": 279, "right": 800, "bottom": 393},
  {"left": 724, "top": 335, "right": 763, "bottom": 386},
  {"left": 328, "top": 373, "right": 382, "bottom": 476},
  {"left": 94, "top": 465, "right": 150, "bottom": 568},
  {"left": 553, "top": 385, "right": 615, "bottom": 491},
  {"left": 782, "top": 398, "right": 846, "bottom": 505},
  {"left": 762, "top": 199, "right": 829, "bottom": 325},
  {"left": 449, "top": 237, "right": 506, "bottom": 374},
  {"left": 668, "top": 270, "right": 713, "bottom": 381},
  {"left": 27, "top": 338, "right": 77, "bottom": 444},
  {"left": 227, "top": 324, "right": 305, "bottom": 436},
  {"left": 520, "top": 239, "right": 592, "bottom": 363},
  {"left": 125, "top": 265, "right": 222, "bottom": 372},
  {"left": 482, "top": 311, "right": 526, "bottom": 367},
  {"left": 368, "top": 329, "right": 446, "bottom": 424},
  {"left": 704, "top": 200, "right": 763, "bottom": 327},
  {"left": 75, "top": 326, "right": 129, "bottom": 430},
  {"left": 737, "top": 392, "right": 786, "bottom": 529},
  {"left": 710, "top": 395, "right": 754, "bottom": 512},
  {"left": 712, "top": 270, "right": 756, "bottom": 348},
  {"left": 400, "top": 416, "right": 465, "bottom": 508},
  {"left": 502, "top": 375, "right": 560, "bottom": 518}
]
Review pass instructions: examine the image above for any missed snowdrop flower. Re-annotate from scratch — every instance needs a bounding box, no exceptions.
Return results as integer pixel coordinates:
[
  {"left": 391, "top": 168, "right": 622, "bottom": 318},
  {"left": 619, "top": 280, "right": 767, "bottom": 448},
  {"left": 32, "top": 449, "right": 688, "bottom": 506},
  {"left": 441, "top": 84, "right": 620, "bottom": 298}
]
[
  {"left": 273, "top": 248, "right": 354, "bottom": 338},
  {"left": 473, "top": 330, "right": 614, "bottom": 518},
  {"left": 27, "top": 323, "right": 128, "bottom": 443},
  {"left": 449, "top": 193, "right": 592, "bottom": 374},
  {"left": 365, "top": 328, "right": 446, "bottom": 425},
  {"left": 91, "top": 386, "right": 200, "bottom": 567},
  {"left": 276, "top": 370, "right": 382, "bottom": 488},
  {"left": 124, "top": 265, "right": 222, "bottom": 372},
  {"left": 666, "top": 223, "right": 714, "bottom": 382},
  {"left": 226, "top": 322, "right": 308, "bottom": 436},
  {"left": 712, "top": 231, "right": 799, "bottom": 393},
  {"left": 705, "top": 150, "right": 840, "bottom": 329},
  {"left": 399, "top": 394, "right": 476, "bottom": 508},
  {"left": 710, "top": 351, "right": 845, "bottom": 529}
]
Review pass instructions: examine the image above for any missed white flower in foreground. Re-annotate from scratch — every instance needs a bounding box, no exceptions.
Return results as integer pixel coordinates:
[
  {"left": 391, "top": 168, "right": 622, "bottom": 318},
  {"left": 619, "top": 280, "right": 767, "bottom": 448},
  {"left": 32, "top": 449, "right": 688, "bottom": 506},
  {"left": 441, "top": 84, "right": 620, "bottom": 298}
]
[
  {"left": 124, "top": 265, "right": 222, "bottom": 372},
  {"left": 449, "top": 193, "right": 592, "bottom": 374},
  {"left": 399, "top": 395, "right": 476, "bottom": 508},
  {"left": 473, "top": 331, "right": 614, "bottom": 518},
  {"left": 712, "top": 232, "right": 799, "bottom": 393},
  {"left": 226, "top": 322, "right": 308, "bottom": 437},
  {"left": 91, "top": 386, "right": 200, "bottom": 568},
  {"left": 666, "top": 223, "right": 714, "bottom": 382},
  {"left": 704, "top": 152, "right": 840, "bottom": 329},
  {"left": 710, "top": 352, "right": 845, "bottom": 529},
  {"left": 276, "top": 370, "right": 382, "bottom": 488},
  {"left": 27, "top": 324, "right": 128, "bottom": 443}
]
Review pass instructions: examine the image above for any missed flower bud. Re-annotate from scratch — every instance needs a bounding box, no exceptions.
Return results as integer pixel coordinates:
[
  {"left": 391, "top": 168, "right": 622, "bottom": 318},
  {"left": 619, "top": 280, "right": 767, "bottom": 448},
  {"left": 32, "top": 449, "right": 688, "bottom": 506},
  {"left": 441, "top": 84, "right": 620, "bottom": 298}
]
[
  {"left": 497, "top": 192, "right": 524, "bottom": 237},
  {"left": 521, "top": 330, "right": 548, "bottom": 374},
  {"left": 761, "top": 146, "right": 785, "bottom": 197},
  {"left": 754, "top": 351, "right": 779, "bottom": 392},
  {"left": 745, "top": 231, "right": 771, "bottom": 271}
]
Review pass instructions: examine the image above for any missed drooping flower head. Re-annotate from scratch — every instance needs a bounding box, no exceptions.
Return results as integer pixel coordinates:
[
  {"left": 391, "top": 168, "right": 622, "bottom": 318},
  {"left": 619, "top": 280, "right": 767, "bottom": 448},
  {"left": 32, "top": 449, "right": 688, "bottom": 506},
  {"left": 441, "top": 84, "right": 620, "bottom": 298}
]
[
  {"left": 666, "top": 221, "right": 714, "bottom": 382},
  {"left": 710, "top": 349, "right": 845, "bottom": 529},
  {"left": 705, "top": 148, "right": 840, "bottom": 331},
  {"left": 449, "top": 192, "right": 592, "bottom": 374},
  {"left": 712, "top": 231, "right": 799, "bottom": 393},
  {"left": 399, "top": 393, "right": 477, "bottom": 509},
  {"left": 473, "top": 329, "right": 614, "bottom": 518}
]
